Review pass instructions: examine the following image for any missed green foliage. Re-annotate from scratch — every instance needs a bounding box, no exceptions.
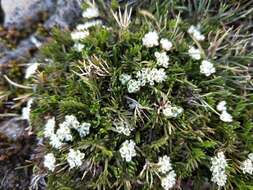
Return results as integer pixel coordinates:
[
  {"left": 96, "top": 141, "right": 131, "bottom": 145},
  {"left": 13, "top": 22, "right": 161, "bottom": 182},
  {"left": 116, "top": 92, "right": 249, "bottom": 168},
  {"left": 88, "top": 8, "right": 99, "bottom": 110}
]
[{"left": 26, "top": 0, "right": 253, "bottom": 189}]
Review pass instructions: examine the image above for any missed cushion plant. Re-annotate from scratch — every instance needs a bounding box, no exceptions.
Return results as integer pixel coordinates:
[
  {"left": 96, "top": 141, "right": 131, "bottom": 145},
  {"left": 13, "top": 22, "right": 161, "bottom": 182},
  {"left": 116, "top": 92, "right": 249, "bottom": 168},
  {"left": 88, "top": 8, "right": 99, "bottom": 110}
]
[{"left": 18, "top": 0, "right": 253, "bottom": 189}]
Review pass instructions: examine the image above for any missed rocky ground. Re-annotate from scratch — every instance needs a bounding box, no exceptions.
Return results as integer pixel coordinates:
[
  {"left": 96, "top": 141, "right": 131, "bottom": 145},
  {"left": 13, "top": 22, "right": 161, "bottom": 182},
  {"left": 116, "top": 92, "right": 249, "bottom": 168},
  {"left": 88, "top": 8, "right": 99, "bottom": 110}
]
[{"left": 0, "top": 0, "right": 83, "bottom": 65}]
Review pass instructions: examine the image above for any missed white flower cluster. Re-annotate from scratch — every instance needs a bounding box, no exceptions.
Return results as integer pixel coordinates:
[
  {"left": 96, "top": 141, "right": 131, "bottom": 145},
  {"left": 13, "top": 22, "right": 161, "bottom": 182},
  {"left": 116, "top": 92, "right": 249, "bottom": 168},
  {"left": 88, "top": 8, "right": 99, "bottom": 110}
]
[
  {"left": 120, "top": 31, "right": 172, "bottom": 93},
  {"left": 160, "top": 38, "right": 173, "bottom": 51},
  {"left": 71, "top": 30, "right": 89, "bottom": 42},
  {"left": 216, "top": 101, "right": 233, "bottom": 123},
  {"left": 76, "top": 20, "right": 102, "bottom": 31},
  {"left": 44, "top": 148, "right": 85, "bottom": 171},
  {"left": 136, "top": 68, "right": 167, "bottom": 86},
  {"left": 162, "top": 104, "right": 183, "bottom": 118},
  {"left": 187, "top": 25, "right": 216, "bottom": 77},
  {"left": 161, "top": 171, "right": 177, "bottom": 190},
  {"left": 82, "top": 6, "right": 99, "bottom": 19},
  {"left": 44, "top": 117, "right": 56, "bottom": 138},
  {"left": 123, "top": 67, "right": 167, "bottom": 93},
  {"left": 157, "top": 155, "right": 177, "bottom": 189},
  {"left": 216, "top": 101, "right": 226, "bottom": 112},
  {"left": 142, "top": 31, "right": 159, "bottom": 48},
  {"left": 119, "top": 74, "right": 132, "bottom": 85},
  {"left": 119, "top": 140, "right": 136, "bottom": 162},
  {"left": 113, "top": 120, "right": 132, "bottom": 136},
  {"left": 155, "top": 52, "right": 170, "bottom": 68},
  {"left": 71, "top": 30, "right": 89, "bottom": 52},
  {"left": 67, "top": 149, "right": 85, "bottom": 169},
  {"left": 200, "top": 60, "right": 216, "bottom": 77},
  {"left": 210, "top": 152, "right": 228, "bottom": 187},
  {"left": 30, "top": 36, "right": 42, "bottom": 48},
  {"left": 70, "top": 3, "right": 100, "bottom": 52},
  {"left": 49, "top": 134, "right": 63, "bottom": 149},
  {"left": 188, "top": 46, "right": 201, "bottom": 60},
  {"left": 43, "top": 115, "right": 91, "bottom": 149},
  {"left": 142, "top": 31, "right": 173, "bottom": 52},
  {"left": 25, "top": 63, "right": 39, "bottom": 79},
  {"left": 220, "top": 111, "right": 233, "bottom": 123},
  {"left": 78, "top": 122, "right": 91, "bottom": 138},
  {"left": 44, "top": 153, "right": 56, "bottom": 172},
  {"left": 22, "top": 98, "right": 34, "bottom": 121},
  {"left": 157, "top": 155, "right": 173, "bottom": 174},
  {"left": 240, "top": 153, "right": 253, "bottom": 175},
  {"left": 57, "top": 123, "right": 73, "bottom": 142},
  {"left": 73, "top": 43, "right": 85, "bottom": 52},
  {"left": 188, "top": 25, "right": 205, "bottom": 41},
  {"left": 127, "top": 79, "right": 141, "bottom": 93}
]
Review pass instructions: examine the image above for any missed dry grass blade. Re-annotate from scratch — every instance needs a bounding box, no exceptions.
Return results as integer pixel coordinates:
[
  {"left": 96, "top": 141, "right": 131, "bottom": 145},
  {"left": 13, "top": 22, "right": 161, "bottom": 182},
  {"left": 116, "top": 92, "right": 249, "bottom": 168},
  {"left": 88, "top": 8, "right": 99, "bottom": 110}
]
[
  {"left": 3, "top": 75, "right": 33, "bottom": 89},
  {"left": 208, "top": 27, "right": 232, "bottom": 58},
  {"left": 74, "top": 55, "right": 111, "bottom": 77},
  {"left": 111, "top": 5, "right": 133, "bottom": 29}
]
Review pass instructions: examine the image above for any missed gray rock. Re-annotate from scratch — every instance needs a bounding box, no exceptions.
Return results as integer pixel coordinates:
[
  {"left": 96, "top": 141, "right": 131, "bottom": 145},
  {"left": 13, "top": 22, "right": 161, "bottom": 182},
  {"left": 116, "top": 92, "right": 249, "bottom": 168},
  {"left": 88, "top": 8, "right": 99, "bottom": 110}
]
[
  {"left": 44, "top": 0, "right": 83, "bottom": 29},
  {"left": 0, "top": 36, "right": 37, "bottom": 64},
  {"left": 0, "top": 118, "right": 37, "bottom": 190},
  {"left": 2, "top": 0, "right": 56, "bottom": 29},
  {"left": 0, "top": 118, "right": 27, "bottom": 141},
  {"left": 1, "top": 0, "right": 83, "bottom": 30},
  {"left": 0, "top": 0, "right": 83, "bottom": 65}
]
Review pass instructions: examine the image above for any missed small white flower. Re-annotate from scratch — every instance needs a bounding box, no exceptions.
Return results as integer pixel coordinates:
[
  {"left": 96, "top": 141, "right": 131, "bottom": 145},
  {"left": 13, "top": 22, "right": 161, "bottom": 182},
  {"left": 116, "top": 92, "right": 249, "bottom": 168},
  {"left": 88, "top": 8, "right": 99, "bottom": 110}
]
[
  {"left": 152, "top": 68, "right": 167, "bottom": 83},
  {"left": 187, "top": 25, "right": 205, "bottom": 41},
  {"left": 44, "top": 153, "right": 56, "bottom": 172},
  {"left": 119, "top": 74, "right": 131, "bottom": 85},
  {"left": 157, "top": 155, "right": 172, "bottom": 174},
  {"left": 25, "top": 63, "right": 39, "bottom": 79},
  {"left": 216, "top": 101, "right": 227, "bottom": 112},
  {"left": 71, "top": 30, "right": 89, "bottom": 41},
  {"left": 188, "top": 46, "right": 201, "bottom": 60},
  {"left": 163, "top": 104, "right": 183, "bottom": 118},
  {"left": 241, "top": 159, "right": 253, "bottom": 175},
  {"left": 160, "top": 38, "right": 172, "bottom": 51},
  {"left": 161, "top": 170, "right": 177, "bottom": 189},
  {"left": 220, "top": 111, "right": 233, "bottom": 123},
  {"left": 73, "top": 43, "right": 85, "bottom": 52},
  {"left": 30, "top": 36, "right": 42, "bottom": 48},
  {"left": 211, "top": 152, "right": 228, "bottom": 171},
  {"left": 67, "top": 149, "right": 85, "bottom": 169},
  {"left": 44, "top": 117, "right": 56, "bottom": 138},
  {"left": 155, "top": 52, "right": 170, "bottom": 68},
  {"left": 56, "top": 123, "right": 73, "bottom": 142},
  {"left": 76, "top": 122, "right": 91, "bottom": 137},
  {"left": 64, "top": 115, "right": 80, "bottom": 129},
  {"left": 76, "top": 20, "right": 102, "bottom": 30},
  {"left": 49, "top": 134, "right": 63, "bottom": 149},
  {"left": 22, "top": 98, "right": 34, "bottom": 120},
  {"left": 136, "top": 68, "right": 150, "bottom": 86},
  {"left": 142, "top": 31, "right": 159, "bottom": 48},
  {"left": 119, "top": 140, "right": 136, "bottom": 162},
  {"left": 157, "top": 155, "right": 177, "bottom": 189},
  {"left": 82, "top": 7, "right": 99, "bottom": 18},
  {"left": 127, "top": 79, "right": 141, "bottom": 93},
  {"left": 193, "top": 31, "right": 205, "bottom": 41},
  {"left": 200, "top": 60, "right": 216, "bottom": 77},
  {"left": 248, "top": 153, "right": 253, "bottom": 161},
  {"left": 211, "top": 171, "right": 227, "bottom": 187},
  {"left": 114, "top": 120, "right": 132, "bottom": 136},
  {"left": 187, "top": 25, "right": 196, "bottom": 34},
  {"left": 136, "top": 68, "right": 167, "bottom": 86},
  {"left": 210, "top": 152, "right": 228, "bottom": 187}
]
